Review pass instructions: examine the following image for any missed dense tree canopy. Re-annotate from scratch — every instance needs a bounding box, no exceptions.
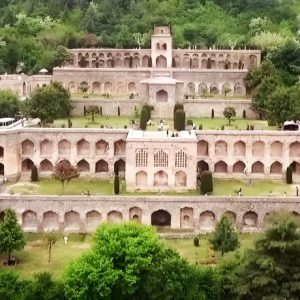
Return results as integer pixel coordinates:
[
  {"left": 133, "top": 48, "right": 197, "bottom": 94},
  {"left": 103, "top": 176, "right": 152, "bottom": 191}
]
[
  {"left": 0, "top": 0, "right": 298, "bottom": 73},
  {"left": 0, "top": 90, "right": 21, "bottom": 118},
  {"left": 64, "top": 223, "right": 214, "bottom": 299}
]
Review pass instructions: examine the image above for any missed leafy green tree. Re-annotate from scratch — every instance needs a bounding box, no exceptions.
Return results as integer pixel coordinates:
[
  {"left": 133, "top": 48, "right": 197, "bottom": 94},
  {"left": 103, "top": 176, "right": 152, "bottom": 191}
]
[
  {"left": 24, "top": 81, "right": 72, "bottom": 125},
  {"left": 64, "top": 222, "right": 212, "bottom": 299},
  {"left": 0, "top": 90, "right": 20, "bottom": 118},
  {"left": 0, "top": 209, "right": 25, "bottom": 263},
  {"left": 140, "top": 106, "right": 148, "bottom": 130},
  {"left": 44, "top": 232, "right": 57, "bottom": 263},
  {"left": 174, "top": 109, "right": 186, "bottom": 131},
  {"left": 0, "top": 270, "right": 27, "bottom": 300},
  {"left": 200, "top": 171, "right": 213, "bottom": 195},
  {"left": 210, "top": 215, "right": 239, "bottom": 257},
  {"left": 235, "top": 214, "right": 300, "bottom": 299},
  {"left": 223, "top": 106, "right": 236, "bottom": 125}
]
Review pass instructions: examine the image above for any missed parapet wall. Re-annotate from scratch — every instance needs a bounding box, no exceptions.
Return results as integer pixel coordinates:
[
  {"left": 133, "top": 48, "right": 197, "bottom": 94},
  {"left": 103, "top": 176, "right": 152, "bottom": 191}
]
[{"left": 0, "top": 195, "right": 298, "bottom": 233}]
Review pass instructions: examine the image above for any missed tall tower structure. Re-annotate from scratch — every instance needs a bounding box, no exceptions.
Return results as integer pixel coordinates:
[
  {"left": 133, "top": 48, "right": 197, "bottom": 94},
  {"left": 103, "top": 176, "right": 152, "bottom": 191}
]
[{"left": 151, "top": 26, "right": 173, "bottom": 68}]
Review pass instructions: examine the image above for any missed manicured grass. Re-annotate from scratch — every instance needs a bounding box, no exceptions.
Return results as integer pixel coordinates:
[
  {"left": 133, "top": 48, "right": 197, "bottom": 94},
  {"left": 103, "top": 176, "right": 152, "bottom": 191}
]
[
  {"left": 54, "top": 116, "right": 277, "bottom": 131},
  {"left": 9, "top": 179, "right": 115, "bottom": 196},
  {"left": 212, "top": 179, "right": 295, "bottom": 197},
  {"left": 6, "top": 179, "right": 295, "bottom": 197},
  {"left": 71, "top": 93, "right": 131, "bottom": 99},
  {"left": 0, "top": 232, "right": 260, "bottom": 279},
  {"left": 163, "top": 233, "right": 260, "bottom": 264}
]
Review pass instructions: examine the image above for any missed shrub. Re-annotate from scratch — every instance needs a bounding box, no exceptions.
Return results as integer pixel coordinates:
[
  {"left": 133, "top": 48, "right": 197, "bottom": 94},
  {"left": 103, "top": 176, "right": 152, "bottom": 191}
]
[
  {"left": 221, "top": 125, "right": 224, "bottom": 130},
  {"left": 100, "top": 124, "right": 104, "bottom": 128},
  {"left": 200, "top": 171, "right": 213, "bottom": 195},
  {"left": 173, "top": 103, "right": 184, "bottom": 127},
  {"left": 198, "top": 124, "right": 203, "bottom": 130},
  {"left": 68, "top": 118, "right": 72, "bottom": 128},
  {"left": 194, "top": 236, "right": 200, "bottom": 247},
  {"left": 243, "top": 110, "right": 246, "bottom": 119},
  {"left": 99, "top": 106, "right": 102, "bottom": 116},
  {"left": 124, "top": 125, "right": 127, "bottom": 129},
  {"left": 84, "top": 105, "right": 86, "bottom": 116},
  {"left": 118, "top": 106, "right": 120, "bottom": 116},
  {"left": 187, "top": 119, "right": 193, "bottom": 126},
  {"left": 286, "top": 166, "right": 293, "bottom": 184},
  {"left": 174, "top": 109, "right": 186, "bottom": 131},
  {"left": 114, "top": 175, "right": 120, "bottom": 194},
  {"left": 211, "top": 109, "right": 214, "bottom": 119},
  {"left": 140, "top": 107, "right": 148, "bottom": 130},
  {"left": 31, "top": 165, "right": 38, "bottom": 182}
]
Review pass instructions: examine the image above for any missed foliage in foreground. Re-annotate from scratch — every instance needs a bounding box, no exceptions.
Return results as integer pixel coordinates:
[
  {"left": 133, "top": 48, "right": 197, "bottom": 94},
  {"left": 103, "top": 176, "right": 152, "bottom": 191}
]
[{"left": 64, "top": 222, "right": 214, "bottom": 300}]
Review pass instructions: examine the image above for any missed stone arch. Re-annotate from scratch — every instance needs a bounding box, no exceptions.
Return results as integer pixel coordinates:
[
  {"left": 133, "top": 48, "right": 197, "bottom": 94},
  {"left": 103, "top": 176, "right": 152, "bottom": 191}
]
[
  {"left": 0, "top": 163, "right": 4, "bottom": 176},
  {"left": 40, "top": 139, "right": 53, "bottom": 156},
  {"left": 252, "top": 141, "right": 265, "bottom": 157},
  {"left": 270, "top": 141, "right": 282, "bottom": 157},
  {"left": 64, "top": 211, "right": 80, "bottom": 232},
  {"left": 224, "top": 211, "right": 237, "bottom": 226},
  {"left": 197, "top": 140, "right": 209, "bottom": 156},
  {"left": 218, "top": 60, "right": 225, "bottom": 69},
  {"left": 263, "top": 212, "right": 274, "bottom": 227},
  {"left": 142, "top": 55, "right": 150, "bottom": 67},
  {"left": 186, "top": 83, "right": 195, "bottom": 96},
  {"left": 59, "top": 159, "right": 71, "bottom": 166},
  {"left": 124, "top": 57, "right": 130, "bottom": 68},
  {"left": 22, "top": 210, "right": 38, "bottom": 231},
  {"left": 136, "top": 171, "right": 147, "bottom": 186},
  {"left": 114, "top": 58, "right": 122, "bottom": 67},
  {"left": 234, "top": 83, "right": 244, "bottom": 96},
  {"left": 58, "top": 139, "right": 71, "bottom": 156},
  {"left": 215, "top": 141, "right": 227, "bottom": 156},
  {"left": 104, "top": 82, "right": 113, "bottom": 93},
  {"left": 77, "top": 159, "right": 90, "bottom": 172},
  {"left": 96, "top": 140, "right": 109, "bottom": 155},
  {"left": 243, "top": 211, "right": 258, "bottom": 229},
  {"left": 198, "top": 83, "right": 207, "bottom": 95},
  {"left": 175, "top": 171, "right": 187, "bottom": 187},
  {"left": 290, "top": 161, "right": 300, "bottom": 175},
  {"left": 106, "top": 59, "right": 113, "bottom": 68},
  {"left": 174, "top": 55, "right": 181, "bottom": 67},
  {"left": 128, "top": 82, "right": 136, "bottom": 94},
  {"left": 116, "top": 82, "right": 126, "bottom": 94},
  {"left": 79, "top": 81, "right": 89, "bottom": 93},
  {"left": 40, "top": 159, "right": 53, "bottom": 172},
  {"left": 95, "top": 160, "right": 108, "bottom": 173},
  {"left": 129, "top": 207, "right": 142, "bottom": 223},
  {"left": 77, "top": 139, "right": 90, "bottom": 156},
  {"left": 197, "top": 160, "right": 209, "bottom": 173},
  {"left": 22, "top": 139, "right": 34, "bottom": 156},
  {"left": 68, "top": 81, "right": 76, "bottom": 93},
  {"left": 192, "top": 57, "right": 199, "bottom": 69},
  {"left": 252, "top": 161, "right": 264, "bottom": 173},
  {"left": 222, "top": 83, "right": 231, "bottom": 95},
  {"left": 22, "top": 158, "right": 34, "bottom": 172},
  {"left": 156, "top": 55, "right": 167, "bottom": 68},
  {"left": 114, "top": 159, "right": 125, "bottom": 174},
  {"left": 270, "top": 161, "right": 282, "bottom": 174},
  {"left": 290, "top": 142, "right": 300, "bottom": 157},
  {"left": 107, "top": 210, "right": 122, "bottom": 223},
  {"left": 249, "top": 55, "right": 257, "bottom": 67},
  {"left": 151, "top": 210, "right": 171, "bottom": 227},
  {"left": 214, "top": 161, "right": 228, "bottom": 173},
  {"left": 180, "top": 207, "right": 193, "bottom": 228},
  {"left": 43, "top": 211, "right": 59, "bottom": 231},
  {"left": 233, "top": 141, "right": 246, "bottom": 156},
  {"left": 183, "top": 57, "right": 190, "bottom": 69},
  {"left": 92, "top": 82, "right": 101, "bottom": 94},
  {"left": 0, "top": 146, "right": 3, "bottom": 157},
  {"left": 114, "top": 140, "right": 126, "bottom": 155},
  {"left": 199, "top": 211, "right": 215, "bottom": 231},
  {"left": 154, "top": 170, "right": 168, "bottom": 186},
  {"left": 132, "top": 56, "right": 140, "bottom": 68},
  {"left": 86, "top": 210, "right": 101, "bottom": 231},
  {"left": 210, "top": 84, "right": 219, "bottom": 95},
  {"left": 156, "top": 89, "right": 168, "bottom": 102},
  {"left": 233, "top": 161, "right": 246, "bottom": 173},
  {"left": 201, "top": 59, "right": 207, "bottom": 68}
]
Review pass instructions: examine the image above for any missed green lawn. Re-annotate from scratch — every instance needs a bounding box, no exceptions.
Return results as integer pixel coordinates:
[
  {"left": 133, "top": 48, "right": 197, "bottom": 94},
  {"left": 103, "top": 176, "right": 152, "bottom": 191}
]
[
  {"left": 54, "top": 116, "right": 276, "bottom": 131},
  {"left": 6, "top": 178, "right": 295, "bottom": 197},
  {"left": 0, "top": 232, "right": 259, "bottom": 279}
]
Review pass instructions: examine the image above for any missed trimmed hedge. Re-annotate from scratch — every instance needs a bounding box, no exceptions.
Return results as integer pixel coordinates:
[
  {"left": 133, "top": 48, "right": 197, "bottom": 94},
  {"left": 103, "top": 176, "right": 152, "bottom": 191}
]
[
  {"left": 31, "top": 165, "right": 38, "bottom": 182},
  {"left": 174, "top": 109, "right": 186, "bottom": 131},
  {"left": 140, "top": 107, "right": 148, "bottom": 130},
  {"left": 286, "top": 166, "right": 293, "bottom": 184},
  {"left": 114, "top": 175, "right": 120, "bottom": 195},
  {"left": 200, "top": 171, "right": 213, "bottom": 195}
]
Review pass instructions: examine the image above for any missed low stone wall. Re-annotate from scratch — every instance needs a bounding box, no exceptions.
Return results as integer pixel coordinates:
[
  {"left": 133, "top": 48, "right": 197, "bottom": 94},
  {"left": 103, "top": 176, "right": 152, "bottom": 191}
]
[{"left": 1, "top": 195, "right": 299, "bottom": 233}]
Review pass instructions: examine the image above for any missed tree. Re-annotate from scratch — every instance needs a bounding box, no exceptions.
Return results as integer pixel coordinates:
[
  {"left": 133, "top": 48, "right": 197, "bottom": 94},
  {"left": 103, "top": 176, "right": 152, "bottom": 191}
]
[
  {"left": 64, "top": 223, "right": 212, "bottom": 300},
  {"left": 24, "top": 82, "right": 72, "bottom": 125},
  {"left": 235, "top": 214, "right": 300, "bottom": 299},
  {"left": 0, "top": 209, "right": 25, "bottom": 263},
  {"left": 0, "top": 270, "right": 27, "bottom": 300},
  {"left": 51, "top": 46, "right": 72, "bottom": 68},
  {"left": 223, "top": 106, "right": 236, "bottom": 125},
  {"left": 140, "top": 106, "right": 148, "bottom": 130},
  {"left": 114, "top": 175, "right": 120, "bottom": 195},
  {"left": 286, "top": 166, "right": 293, "bottom": 184},
  {"left": 31, "top": 165, "right": 38, "bottom": 182},
  {"left": 210, "top": 215, "right": 239, "bottom": 257},
  {"left": 44, "top": 232, "right": 57, "bottom": 263},
  {"left": 200, "top": 171, "right": 213, "bottom": 195},
  {"left": 53, "top": 160, "right": 79, "bottom": 193},
  {"left": 0, "top": 90, "right": 20, "bottom": 118},
  {"left": 174, "top": 109, "right": 186, "bottom": 131}
]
